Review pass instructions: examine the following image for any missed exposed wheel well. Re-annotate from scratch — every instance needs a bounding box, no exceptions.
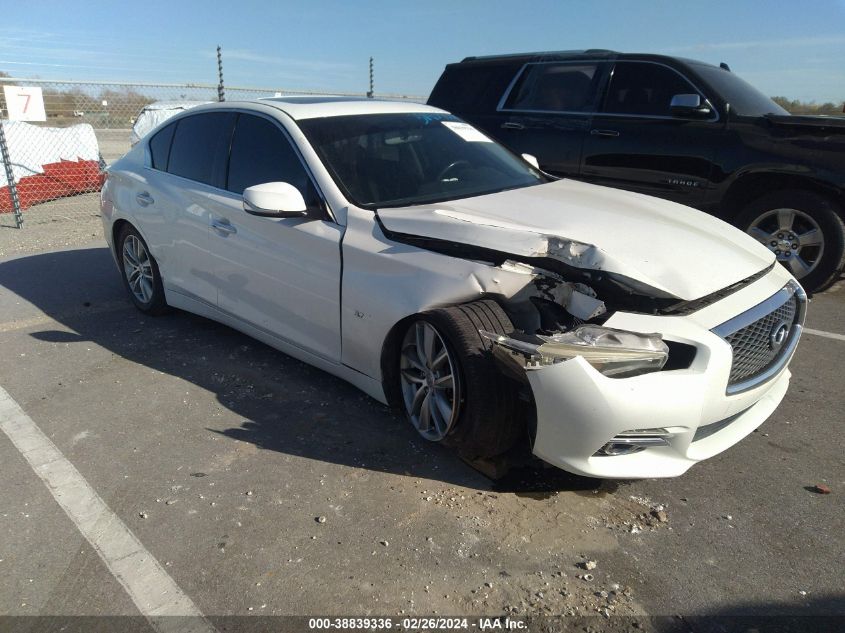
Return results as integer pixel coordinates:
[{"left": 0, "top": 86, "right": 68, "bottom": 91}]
[
  {"left": 111, "top": 219, "right": 131, "bottom": 258},
  {"left": 721, "top": 174, "right": 845, "bottom": 221},
  {"left": 380, "top": 313, "right": 422, "bottom": 408}
]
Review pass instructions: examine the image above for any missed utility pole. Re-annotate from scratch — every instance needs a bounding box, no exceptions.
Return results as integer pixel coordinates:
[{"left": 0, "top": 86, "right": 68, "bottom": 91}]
[
  {"left": 217, "top": 46, "right": 225, "bottom": 102},
  {"left": 367, "top": 57, "right": 374, "bottom": 98}
]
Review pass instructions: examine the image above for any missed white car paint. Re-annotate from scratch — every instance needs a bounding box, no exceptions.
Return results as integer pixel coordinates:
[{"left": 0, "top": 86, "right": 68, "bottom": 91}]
[
  {"left": 376, "top": 178, "right": 776, "bottom": 301},
  {"left": 101, "top": 98, "right": 805, "bottom": 479}
]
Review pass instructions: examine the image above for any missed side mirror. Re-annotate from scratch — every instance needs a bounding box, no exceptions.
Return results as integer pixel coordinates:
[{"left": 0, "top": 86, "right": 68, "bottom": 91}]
[
  {"left": 243, "top": 182, "right": 308, "bottom": 218},
  {"left": 669, "top": 94, "right": 713, "bottom": 118},
  {"left": 522, "top": 153, "right": 540, "bottom": 169}
]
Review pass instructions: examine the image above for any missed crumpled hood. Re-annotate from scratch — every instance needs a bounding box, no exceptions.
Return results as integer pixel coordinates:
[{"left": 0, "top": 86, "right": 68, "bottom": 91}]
[{"left": 377, "top": 179, "right": 776, "bottom": 301}]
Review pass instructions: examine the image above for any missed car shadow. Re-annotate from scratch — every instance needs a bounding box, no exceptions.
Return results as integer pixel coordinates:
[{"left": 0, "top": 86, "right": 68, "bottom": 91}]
[
  {"left": 648, "top": 594, "right": 845, "bottom": 632},
  {"left": 0, "top": 246, "right": 608, "bottom": 495}
]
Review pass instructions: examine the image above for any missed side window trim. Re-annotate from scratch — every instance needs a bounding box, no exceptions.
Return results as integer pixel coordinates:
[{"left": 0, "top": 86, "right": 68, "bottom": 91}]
[
  {"left": 223, "top": 110, "right": 334, "bottom": 222},
  {"left": 496, "top": 60, "right": 604, "bottom": 115},
  {"left": 497, "top": 59, "right": 719, "bottom": 122},
  {"left": 164, "top": 123, "right": 175, "bottom": 171},
  {"left": 596, "top": 60, "right": 720, "bottom": 122},
  {"left": 147, "top": 121, "right": 177, "bottom": 172}
]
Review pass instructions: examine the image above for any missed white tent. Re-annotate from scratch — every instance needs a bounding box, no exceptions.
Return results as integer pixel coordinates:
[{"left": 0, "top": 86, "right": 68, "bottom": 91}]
[
  {"left": 0, "top": 121, "right": 99, "bottom": 188},
  {"left": 130, "top": 101, "right": 211, "bottom": 145}
]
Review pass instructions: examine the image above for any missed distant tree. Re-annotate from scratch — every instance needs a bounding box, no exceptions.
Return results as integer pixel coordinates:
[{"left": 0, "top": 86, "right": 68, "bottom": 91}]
[
  {"left": 97, "top": 88, "right": 154, "bottom": 126},
  {"left": 772, "top": 95, "right": 845, "bottom": 116}
]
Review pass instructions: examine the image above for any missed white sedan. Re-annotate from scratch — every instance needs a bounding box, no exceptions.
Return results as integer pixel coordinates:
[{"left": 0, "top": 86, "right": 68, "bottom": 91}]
[{"left": 101, "top": 97, "right": 805, "bottom": 479}]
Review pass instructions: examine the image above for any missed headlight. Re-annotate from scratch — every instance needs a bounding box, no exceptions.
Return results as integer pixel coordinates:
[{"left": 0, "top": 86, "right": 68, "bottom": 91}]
[{"left": 481, "top": 326, "right": 669, "bottom": 378}]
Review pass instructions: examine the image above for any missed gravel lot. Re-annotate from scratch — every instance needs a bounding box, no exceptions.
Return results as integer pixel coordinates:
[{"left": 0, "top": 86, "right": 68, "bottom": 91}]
[{"left": 0, "top": 209, "right": 842, "bottom": 632}]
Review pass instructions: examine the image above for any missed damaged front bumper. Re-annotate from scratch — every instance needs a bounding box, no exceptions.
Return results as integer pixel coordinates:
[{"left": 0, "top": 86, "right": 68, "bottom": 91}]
[
  {"left": 523, "top": 353, "right": 790, "bottom": 479},
  {"left": 487, "top": 270, "right": 803, "bottom": 479}
]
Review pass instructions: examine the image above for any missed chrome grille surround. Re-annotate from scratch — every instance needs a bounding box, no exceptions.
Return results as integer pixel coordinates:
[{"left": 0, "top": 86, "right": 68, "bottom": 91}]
[{"left": 712, "top": 281, "right": 806, "bottom": 395}]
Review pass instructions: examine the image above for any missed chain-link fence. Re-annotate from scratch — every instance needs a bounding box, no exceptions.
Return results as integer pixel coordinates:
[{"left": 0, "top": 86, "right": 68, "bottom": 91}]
[{"left": 0, "top": 78, "right": 424, "bottom": 229}]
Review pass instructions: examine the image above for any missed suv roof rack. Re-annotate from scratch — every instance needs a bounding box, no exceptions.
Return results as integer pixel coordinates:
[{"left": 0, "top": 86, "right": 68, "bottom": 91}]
[{"left": 461, "top": 49, "right": 619, "bottom": 62}]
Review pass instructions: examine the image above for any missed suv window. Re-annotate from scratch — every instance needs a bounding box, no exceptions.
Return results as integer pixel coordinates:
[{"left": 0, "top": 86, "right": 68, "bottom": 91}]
[
  {"left": 503, "top": 63, "right": 599, "bottom": 112},
  {"left": 603, "top": 62, "right": 700, "bottom": 117},
  {"left": 149, "top": 122, "right": 175, "bottom": 171},
  {"left": 167, "top": 112, "right": 235, "bottom": 187},
  {"left": 226, "top": 114, "right": 318, "bottom": 206},
  {"left": 692, "top": 63, "right": 788, "bottom": 116},
  {"left": 428, "top": 63, "right": 521, "bottom": 114}
]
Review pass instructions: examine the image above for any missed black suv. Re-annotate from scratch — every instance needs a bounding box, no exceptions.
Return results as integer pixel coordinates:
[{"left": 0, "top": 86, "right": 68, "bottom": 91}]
[{"left": 428, "top": 50, "right": 845, "bottom": 291}]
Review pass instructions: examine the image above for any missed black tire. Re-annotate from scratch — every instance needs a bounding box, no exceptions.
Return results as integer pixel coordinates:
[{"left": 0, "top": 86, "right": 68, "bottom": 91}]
[
  {"left": 117, "top": 224, "right": 169, "bottom": 315},
  {"left": 399, "top": 300, "right": 521, "bottom": 459},
  {"left": 735, "top": 190, "right": 845, "bottom": 292}
]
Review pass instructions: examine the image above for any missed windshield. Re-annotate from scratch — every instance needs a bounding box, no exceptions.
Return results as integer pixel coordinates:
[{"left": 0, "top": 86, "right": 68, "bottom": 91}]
[
  {"left": 692, "top": 64, "right": 789, "bottom": 117},
  {"left": 298, "top": 112, "right": 547, "bottom": 208}
]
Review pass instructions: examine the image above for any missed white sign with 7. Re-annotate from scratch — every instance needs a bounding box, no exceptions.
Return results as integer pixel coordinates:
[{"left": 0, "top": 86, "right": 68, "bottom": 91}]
[{"left": 3, "top": 85, "right": 47, "bottom": 122}]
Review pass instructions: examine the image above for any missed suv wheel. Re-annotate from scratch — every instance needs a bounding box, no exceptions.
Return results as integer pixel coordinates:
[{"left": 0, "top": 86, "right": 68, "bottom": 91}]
[{"left": 737, "top": 190, "right": 845, "bottom": 292}]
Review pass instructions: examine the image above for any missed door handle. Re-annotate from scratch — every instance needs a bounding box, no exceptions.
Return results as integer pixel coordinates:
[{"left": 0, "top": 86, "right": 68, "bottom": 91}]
[
  {"left": 136, "top": 191, "right": 154, "bottom": 207},
  {"left": 501, "top": 121, "right": 525, "bottom": 130},
  {"left": 211, "top": 219, "right": 237, "bottom": 235},
  {"left": 590, "top": 129, "right": 620, "bottom": 137}
]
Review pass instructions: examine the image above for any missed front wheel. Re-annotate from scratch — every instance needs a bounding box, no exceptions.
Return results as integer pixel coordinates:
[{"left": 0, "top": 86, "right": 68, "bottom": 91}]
[
  {"left": 397, "top": 300, "right": 521, "bottom": 460},
  {"left": 737, "top": 190, "right": 845, "bottom": 292}
]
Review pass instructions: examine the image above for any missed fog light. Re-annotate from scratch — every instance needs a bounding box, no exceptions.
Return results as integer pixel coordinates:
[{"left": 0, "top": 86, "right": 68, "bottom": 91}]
[
  {"left": 596, "top": 443, "right": 648, "bottom": 456},
  {"left": 595, "top": 430, "right": 672, "bottom": 457}
]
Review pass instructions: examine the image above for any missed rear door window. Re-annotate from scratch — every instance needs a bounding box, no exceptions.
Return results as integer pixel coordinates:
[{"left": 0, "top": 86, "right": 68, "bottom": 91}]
[
  {"left": 602, "top": 62, "right": 701, "bottom": 117},
  {"left": 167, "top": 112, "right": 235, "bottom": 187},
  {"left": 148, "top": 122, "right": 175, "bottom": 171},
  {"left": 225, "top": 114, "right": 319, "bottom": 205},
  {"left": 503, "top": 63, "right": 600, "bottom": 112}
]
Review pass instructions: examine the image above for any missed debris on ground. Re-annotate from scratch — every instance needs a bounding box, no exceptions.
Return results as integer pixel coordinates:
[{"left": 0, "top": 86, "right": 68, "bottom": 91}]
[
  {"left": 812, "top": 484, "right": 832, "bottom": 495},
  {"left": 651, "top": 509, "right": 668, "bottom": 523}
]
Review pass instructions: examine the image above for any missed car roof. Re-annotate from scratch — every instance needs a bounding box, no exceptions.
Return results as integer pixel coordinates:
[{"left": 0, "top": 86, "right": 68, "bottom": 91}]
[
  {"left": 140, "top": 100, "right": 212, "bottom": 111},
  {"left": 455, "top": 50, "right": 720, "bottom": 70},
  {"left": 257, "top": 96, "right": 442, "bottom": 120}
]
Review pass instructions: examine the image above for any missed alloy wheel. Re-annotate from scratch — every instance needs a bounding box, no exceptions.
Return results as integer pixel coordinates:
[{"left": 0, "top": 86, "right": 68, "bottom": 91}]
[
  {"left": 122, "top": 235, "right": 155, "bottom": 304},
  {"left": 399, "top": 321, "right": 461, "bottom": 441},
  {"left": 747, "top": 208, "right": 824, "bottom": 279}
]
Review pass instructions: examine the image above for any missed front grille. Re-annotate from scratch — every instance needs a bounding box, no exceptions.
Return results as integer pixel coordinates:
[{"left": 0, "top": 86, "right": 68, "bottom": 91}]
[
  {"left": 725, "top": 295, "right": 797, "bottom": 384},
  {"left": 712, "top": 282, "right": 806, "bottom": 395}
]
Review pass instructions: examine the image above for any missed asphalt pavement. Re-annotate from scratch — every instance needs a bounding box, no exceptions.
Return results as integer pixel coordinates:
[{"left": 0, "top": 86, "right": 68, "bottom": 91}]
[{"left": 0, "top": 240, "right": 842, "bottom": 631}]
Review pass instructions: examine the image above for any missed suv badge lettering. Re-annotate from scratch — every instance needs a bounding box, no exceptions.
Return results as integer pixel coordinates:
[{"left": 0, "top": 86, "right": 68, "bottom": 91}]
[{"left": 667, "top": 178, "right": 700, "bottom": 188}]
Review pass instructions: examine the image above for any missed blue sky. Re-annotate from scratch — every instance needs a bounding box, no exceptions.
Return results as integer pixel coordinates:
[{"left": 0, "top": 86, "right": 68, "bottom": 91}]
[{"left": 1, "top": 0, "right": 844, "bottom": 102}]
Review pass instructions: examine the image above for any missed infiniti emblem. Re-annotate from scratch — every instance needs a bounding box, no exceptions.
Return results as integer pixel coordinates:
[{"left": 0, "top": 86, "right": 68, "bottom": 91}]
[{"left": 769, "top": 319, "right": 790, "bottom": 351}]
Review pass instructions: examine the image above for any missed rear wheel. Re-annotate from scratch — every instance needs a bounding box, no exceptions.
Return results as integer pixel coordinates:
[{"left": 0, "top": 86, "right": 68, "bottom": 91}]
[
  {"left": 117, "top": 225, "right": 169, "bottom": 315},
  {"left": 737, "top": 190, "right": 845, "bottom": 292},
  {"left": 397, "top": 300, "right": 521, "bottom": 459}
]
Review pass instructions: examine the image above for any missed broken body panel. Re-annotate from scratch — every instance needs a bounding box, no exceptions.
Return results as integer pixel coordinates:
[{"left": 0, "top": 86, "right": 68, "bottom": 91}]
[
  {"left": 340, "top": 180, "right": 798, "bottom": 478},
  {"left": 375, "top": 178, "right": 775, "bottom": 302}
]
